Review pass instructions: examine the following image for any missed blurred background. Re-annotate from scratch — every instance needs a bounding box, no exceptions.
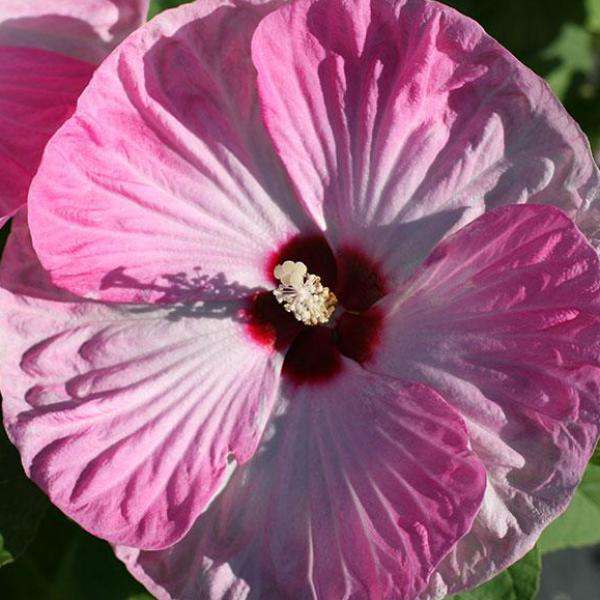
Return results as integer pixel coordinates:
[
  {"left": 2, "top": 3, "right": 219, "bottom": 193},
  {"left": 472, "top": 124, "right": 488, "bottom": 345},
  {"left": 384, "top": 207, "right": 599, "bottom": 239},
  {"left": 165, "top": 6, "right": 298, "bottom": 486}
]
[{"left": 1, "top": 0, "right": 600, "bottom": 598}]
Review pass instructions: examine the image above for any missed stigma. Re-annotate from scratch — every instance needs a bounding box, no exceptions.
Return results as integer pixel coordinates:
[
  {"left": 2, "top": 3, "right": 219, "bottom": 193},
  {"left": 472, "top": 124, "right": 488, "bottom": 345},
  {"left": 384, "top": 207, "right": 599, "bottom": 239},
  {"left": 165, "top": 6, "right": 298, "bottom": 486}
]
[{"left": 273, "top": 261, "right": 337, "bottom": 326}]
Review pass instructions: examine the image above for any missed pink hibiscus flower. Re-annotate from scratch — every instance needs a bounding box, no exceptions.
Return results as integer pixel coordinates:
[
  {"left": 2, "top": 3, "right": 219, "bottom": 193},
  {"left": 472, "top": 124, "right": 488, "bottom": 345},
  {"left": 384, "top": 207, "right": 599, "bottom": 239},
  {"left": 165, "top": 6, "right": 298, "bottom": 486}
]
[
  {"left": 0, "top": 0, "right": 149, "bottom": 227},
  {"left": 1, "top": 0, "right": 600, "bottom": 598}
]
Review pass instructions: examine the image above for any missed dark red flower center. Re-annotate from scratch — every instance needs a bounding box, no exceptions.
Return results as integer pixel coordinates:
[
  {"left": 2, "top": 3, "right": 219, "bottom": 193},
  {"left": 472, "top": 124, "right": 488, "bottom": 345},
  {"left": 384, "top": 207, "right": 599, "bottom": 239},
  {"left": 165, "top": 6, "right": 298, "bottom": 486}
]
[{"left": 246, "top": 235, "right": 386, "bottom": 384}]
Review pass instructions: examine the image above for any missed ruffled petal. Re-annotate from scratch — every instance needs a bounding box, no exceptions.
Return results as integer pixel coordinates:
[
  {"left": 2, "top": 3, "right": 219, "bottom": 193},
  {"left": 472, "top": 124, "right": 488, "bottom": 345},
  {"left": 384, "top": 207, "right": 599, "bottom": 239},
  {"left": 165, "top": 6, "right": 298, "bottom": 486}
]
[
  {"left": 252, "top": 0, "right": 600, "bottom": 285},
  {"left": 115, "top": 361, "right": 486, "bottom": 600},
  {"left": 0, "top": 0, "right": 148, "bottom": 64},
  {"left": 28, "top": 0, "right": 314, "bottom": 303},
  {"left": 0, "top": 46, "right": 94, "bottom": 226},
  {"left": 0, "top": 220, "right": 283, "bottom": 550},
  {"left": 365, "top": 204, "right": 600, "bottom": 597}
]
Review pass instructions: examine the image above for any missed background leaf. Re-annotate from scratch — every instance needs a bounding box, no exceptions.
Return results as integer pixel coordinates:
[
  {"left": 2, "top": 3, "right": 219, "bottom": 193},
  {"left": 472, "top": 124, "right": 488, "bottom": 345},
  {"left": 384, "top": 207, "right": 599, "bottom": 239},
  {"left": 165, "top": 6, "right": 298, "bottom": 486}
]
[
  {"left": 539, "top": 463, "right": 600, "bottom": 554},
  {"left": 541, "top": 23, "right": 594, "bottom": 98},
  {"left": 0, "top": 419, "right": 47, "bottom": 566},
  {"left": 0, "top": 505, "right": 151, "bottom": 599},
  {"left": 148, "top": 0, "right": 193, "bottom": 18},
  {"left": 590, "top": 441, "right": 600, "bottom": 466},
  {"left": 448, "top": 546, "right": 541, "bottom": 600},
  {"left": 586, "top": 0, "right": 600, "bottom": 33}
]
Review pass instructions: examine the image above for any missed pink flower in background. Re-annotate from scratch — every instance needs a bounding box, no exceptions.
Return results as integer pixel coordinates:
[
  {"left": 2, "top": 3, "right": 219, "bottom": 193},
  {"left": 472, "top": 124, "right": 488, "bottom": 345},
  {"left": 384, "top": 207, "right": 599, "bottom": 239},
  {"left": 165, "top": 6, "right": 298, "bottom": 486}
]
[
  {"left": 1, "top": 0, "right": 600, "bottom": 599},
  {"left": 0, "top": 0, "right": 149, "bottom": 227}
]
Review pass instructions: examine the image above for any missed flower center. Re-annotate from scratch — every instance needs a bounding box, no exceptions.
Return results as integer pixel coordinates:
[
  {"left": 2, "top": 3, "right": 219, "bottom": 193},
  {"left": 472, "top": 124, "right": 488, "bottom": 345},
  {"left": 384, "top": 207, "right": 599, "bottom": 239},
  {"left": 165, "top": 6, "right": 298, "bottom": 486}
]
[
  {"left": 245, "top": 235, "right": 386, "bottom": 384},
  {"left": 272, "top": 260, "right": 338, "bottom": 325}
]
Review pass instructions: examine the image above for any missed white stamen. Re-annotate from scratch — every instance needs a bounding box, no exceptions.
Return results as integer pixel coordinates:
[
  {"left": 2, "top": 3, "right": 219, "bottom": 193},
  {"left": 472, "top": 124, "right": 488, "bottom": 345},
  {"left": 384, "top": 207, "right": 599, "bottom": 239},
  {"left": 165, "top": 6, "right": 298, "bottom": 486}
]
[{"left": 273, "top": 260, "right": 337, "bottom": 326}]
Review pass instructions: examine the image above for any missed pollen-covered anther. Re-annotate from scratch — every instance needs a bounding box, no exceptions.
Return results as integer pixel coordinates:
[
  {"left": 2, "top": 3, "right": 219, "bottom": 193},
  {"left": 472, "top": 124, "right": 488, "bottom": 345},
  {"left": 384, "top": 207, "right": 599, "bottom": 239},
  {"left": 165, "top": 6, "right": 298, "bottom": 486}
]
[{"left": 272, "top": 260, "right": 337, "bottom": 326}]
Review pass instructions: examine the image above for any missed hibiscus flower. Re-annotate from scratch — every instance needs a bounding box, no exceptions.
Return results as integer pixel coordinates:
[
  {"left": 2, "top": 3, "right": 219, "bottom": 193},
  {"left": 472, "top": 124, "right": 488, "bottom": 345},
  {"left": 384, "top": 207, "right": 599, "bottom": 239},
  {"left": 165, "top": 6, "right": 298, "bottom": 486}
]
[
  {"left": 0, "top": 0, "right": 149, "bottom": 227},
  {"left": 1, "top": 0, "right": 600, "bottom": 599}
]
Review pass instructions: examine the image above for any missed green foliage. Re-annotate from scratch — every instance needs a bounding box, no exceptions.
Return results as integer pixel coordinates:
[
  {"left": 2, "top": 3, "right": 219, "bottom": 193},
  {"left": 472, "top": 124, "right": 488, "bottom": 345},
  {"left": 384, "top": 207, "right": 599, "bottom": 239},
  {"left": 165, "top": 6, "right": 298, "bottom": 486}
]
[
  {"left": 0, "top": 216, "right": 8, "bottom": 257},
  {"left": 539, "top": 463, "right": 600, "bottom": 554},
  {"left": 586, "top": 0, "right": 600, "bottom": 34},
  {"left": 449, "top": 546, "right": 541, "bottom": 600},
  {"left": 148, "top": 0, "right": 193, "bottom": 19},
  {"left": 0, "top": 506, "right": 151, "bottom": 599},
  {"left": 541, "top": 23, "right": 594, "bottom": 99},
  {"left": 0, "top": 290, "right": 47, "bottom": 568},
  {"left": 590, "top": 440, "right": 600, "bottom": 466},
  {"left": 0, "top": 421, "right": 47, "bottom": 567},
  {"left": 447, "top": 0, "right": 587, "bottom": 67}
]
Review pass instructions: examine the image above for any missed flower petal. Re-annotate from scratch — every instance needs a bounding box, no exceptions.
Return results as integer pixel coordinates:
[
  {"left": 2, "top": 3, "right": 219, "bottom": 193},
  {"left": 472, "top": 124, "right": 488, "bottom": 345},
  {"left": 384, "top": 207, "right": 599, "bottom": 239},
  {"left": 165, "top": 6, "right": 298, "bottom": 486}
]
[
  {"left": 0, "top": 47, "right": 94, "bottom": 227},
  {"left": 0, "top": 208, "right": 78, "bottom": 300},
  {"left": 252, "top": 0, "right": 600, "bottom": 285},
  {"left": 366, "top": 204, "right": 600, "bottom": 597},
  {"left": 115, "top": 361, "right": 486, "bottom": 599},
  {"left": 28, "top": 0, "right": 314, "bottom": 303},
  {"left": 0, "top": 0, "right": 149, "bottom": 64},
  {"left": 0, "top": 225, "right": 283, "bottom": 549}
]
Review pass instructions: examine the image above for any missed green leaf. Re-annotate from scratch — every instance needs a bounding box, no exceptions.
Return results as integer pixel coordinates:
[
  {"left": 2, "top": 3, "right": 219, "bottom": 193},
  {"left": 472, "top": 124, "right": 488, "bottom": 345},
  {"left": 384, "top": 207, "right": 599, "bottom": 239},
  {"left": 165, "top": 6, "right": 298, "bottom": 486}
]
[
  {"left": 585, "top": 0, "right": 600, "bottom": 33},
  {"left": 0, "top": 216, "right": 9, "bottom": 259},
  {"left": 448, "top": 545, "right": 541, "bottom": 600},
  {"left": 52, "top": 533, "right": 151, "bottom": 600},
  {"left": 0, "top": 535, "right": 13, "bottom": 568},
  {"left": 590, "top": 441, "right": 600, "bottom": 466},
  {"left": 0, "top": 421, "right": 48, "bottom": 567},
  {"left": 148, "top": 0, "right": 193, "bottom": 19},
  {"left": 0, "top": 506, "right": 151, "bottom": 599},
  {"left": 539, "top": 462, "right": 600, "bottom": 554},
  {"left": 446, "top": 0, "right": 588, "bottom": 70},
  {"left": 540, "top": 23, "right": 594, "bottom": 98}
]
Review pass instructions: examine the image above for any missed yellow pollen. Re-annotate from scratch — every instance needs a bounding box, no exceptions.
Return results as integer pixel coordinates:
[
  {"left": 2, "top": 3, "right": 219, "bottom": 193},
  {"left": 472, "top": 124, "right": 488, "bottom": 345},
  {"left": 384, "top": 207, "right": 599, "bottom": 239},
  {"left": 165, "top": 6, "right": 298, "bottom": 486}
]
[{"left": 272, "top": 260, "right": 337, "bottom": 326}]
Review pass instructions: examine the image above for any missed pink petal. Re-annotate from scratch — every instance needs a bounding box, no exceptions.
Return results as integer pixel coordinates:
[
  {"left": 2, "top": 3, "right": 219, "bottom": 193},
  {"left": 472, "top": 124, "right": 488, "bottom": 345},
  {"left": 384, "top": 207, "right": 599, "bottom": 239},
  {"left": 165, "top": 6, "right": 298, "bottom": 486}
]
[
  {"left": 0, "top": 222, "right": 283, "bottom": 549},
  {"left": 252, "top": 0, "right": 600, "bottom": 286},
  {"left": 367, "top": 204, "right": 600, "bottom": 597},
  {"left": 0, "top": 46, "right": 94, "bottom": 226},
  {"left": 115, "top": 361, "right": 486, "bottom": 600},
  {"left": 0, "top": 208, "right": 78, "bottom": 301},
  {"left": 28, "top": 0, "right": 313, "bottom": 303},
  {"left": 0, "top": 0, "right": 148, "bottom": 224},
  {"left": 0, "top": 0, "right": 149, "bottom": 64}
]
